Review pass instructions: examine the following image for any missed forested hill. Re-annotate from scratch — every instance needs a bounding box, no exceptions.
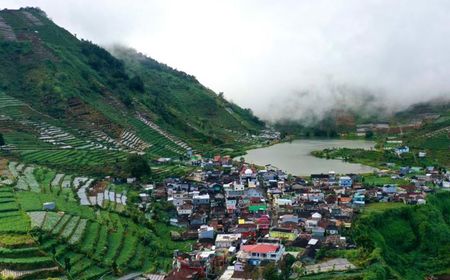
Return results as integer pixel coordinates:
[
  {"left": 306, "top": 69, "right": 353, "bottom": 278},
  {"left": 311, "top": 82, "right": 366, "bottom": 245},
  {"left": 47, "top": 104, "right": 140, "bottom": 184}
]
[
  {"left": 352, "top": 192, "right": 450, "bottom": 279},
  {"left": 0, "top": 7, "right": 264, "bottom": 169}
]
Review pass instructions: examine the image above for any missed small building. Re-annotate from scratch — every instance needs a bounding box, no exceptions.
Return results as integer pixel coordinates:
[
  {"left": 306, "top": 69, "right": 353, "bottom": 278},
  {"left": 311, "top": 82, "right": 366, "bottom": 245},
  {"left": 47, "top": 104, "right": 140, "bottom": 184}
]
[
  {"left": 215, "top": 234, "right": 242, "bottom": 249},
  {"left": 353, "top": 193, "right": 365, "bottom": 205},
  {"left": 382, "top": 185, "right": 397, "bottom": 194},
  {"left": 305, "top": 219, "right": 318, "bottom": 230},
  {"left": 237, "top": 242, "right": 285, "bottom": 265},
  {"left": 326, "top": 224, "right": 339, "bottom": 235},
  {"left": 43, "top": 202, "right": 55, "bottom": 211},
  {"left": 395, "top": 146, "right": 410, "bottom": 155},
  {"left": 248, "top": 204, "right": 267, "bottom": 213},
  {"left": 177, "top": 203, "right": 193, "bottom": 215},
  {"left": 193, "top": 194, "right": 210, "bottom": 205},
  {"left": 339, "top": 176, "right": 353, "bottom": 188},
  {"left": 274, "top": 198, "right": 293, "bottom": 207},
  {"left": 198, "top": 225, "right": 215, "bottom": 240},
  {"left": 311, "top": 227, "right": 325, "bottom": 237},
  {"left": 279, "top": 214, "right": 299, "bottom": 225},
  {"left": 269, "top": 228, "right": 297, "bottom": 241},
  {"left": 311, "top": 212, "right": 322, "bottom": 220}
]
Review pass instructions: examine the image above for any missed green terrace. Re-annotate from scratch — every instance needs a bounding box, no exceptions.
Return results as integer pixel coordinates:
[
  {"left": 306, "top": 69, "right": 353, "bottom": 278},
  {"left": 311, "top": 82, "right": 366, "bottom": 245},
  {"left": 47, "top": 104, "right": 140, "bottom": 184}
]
[{"left": 0, "top": 159, "right": 193, "bottom": 279}]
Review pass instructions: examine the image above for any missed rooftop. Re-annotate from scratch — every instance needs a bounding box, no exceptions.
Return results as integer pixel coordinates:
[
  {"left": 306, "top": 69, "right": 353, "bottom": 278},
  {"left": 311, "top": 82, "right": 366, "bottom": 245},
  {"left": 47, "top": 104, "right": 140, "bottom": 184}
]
[{"left": 242, "top": 244, "right": 280, "bottom": 254}]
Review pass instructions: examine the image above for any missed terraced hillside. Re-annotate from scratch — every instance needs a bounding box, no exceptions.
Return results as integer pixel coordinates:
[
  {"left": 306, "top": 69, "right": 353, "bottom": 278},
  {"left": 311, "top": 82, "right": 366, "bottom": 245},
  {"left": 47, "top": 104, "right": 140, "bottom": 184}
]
[
  {"left": 0, "top": 158, "right": 192, "bottom": 279},
  {"left": 0, "top": 7, "right": 264, "bottom": 173}
]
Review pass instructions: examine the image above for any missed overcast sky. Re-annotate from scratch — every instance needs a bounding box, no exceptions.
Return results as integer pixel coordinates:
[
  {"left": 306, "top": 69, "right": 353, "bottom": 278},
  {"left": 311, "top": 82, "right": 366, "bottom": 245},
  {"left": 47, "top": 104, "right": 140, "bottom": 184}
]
[{"left": 2, "top": 0, "right": 450, "bottom": 121}]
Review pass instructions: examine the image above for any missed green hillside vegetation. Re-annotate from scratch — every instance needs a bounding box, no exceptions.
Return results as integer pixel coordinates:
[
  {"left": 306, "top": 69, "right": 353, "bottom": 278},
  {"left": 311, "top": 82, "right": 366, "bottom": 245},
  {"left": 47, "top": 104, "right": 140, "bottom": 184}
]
[
  {"left": 111, "top": 46, "right": 265, "bottom": 146},
  {"left": 351, "top": 192, "right": 450, "bottom": 279},
  {"left": 0, "top": 7, "right": 264, "bottom": 175},
  {"left": 313, "top": 109, "right": 450, "bottom": 168},
  {"left": 0, "top": 160, "right": 194, "bottom": 279}
]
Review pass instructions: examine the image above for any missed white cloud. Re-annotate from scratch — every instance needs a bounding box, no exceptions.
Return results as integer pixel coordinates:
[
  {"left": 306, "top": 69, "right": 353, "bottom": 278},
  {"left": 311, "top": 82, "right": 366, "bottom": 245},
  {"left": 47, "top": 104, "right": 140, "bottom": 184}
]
[{"left": 2, "top": 0, "right": 450, "bottom": 121}]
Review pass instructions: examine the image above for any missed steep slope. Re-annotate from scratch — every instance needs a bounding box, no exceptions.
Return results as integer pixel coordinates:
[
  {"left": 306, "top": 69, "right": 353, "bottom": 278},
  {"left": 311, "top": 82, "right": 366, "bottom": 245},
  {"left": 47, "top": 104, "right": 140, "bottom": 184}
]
[
  {"left": 352, "top": 192, "right": 450, "bottom": 279},
  {"left": 0, "top": 7, "right": 264, "bottom": 172},
  {"left": 110, "top": 46, "right": 265, "bottom": 147}
]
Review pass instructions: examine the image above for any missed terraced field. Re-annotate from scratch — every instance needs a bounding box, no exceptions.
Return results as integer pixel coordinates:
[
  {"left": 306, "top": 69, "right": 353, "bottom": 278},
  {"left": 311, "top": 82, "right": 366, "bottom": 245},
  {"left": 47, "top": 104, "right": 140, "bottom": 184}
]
[
  {"left": 28, "top": 209, "right": 173, "bottom": 278},
  {"left": 0, "top": 92, "right": 191, "bottom": 171},
  {"left": 0, "top": 159, "right": 193, "bottom": 279},
  {"left": 0, "top": 176, "right": 61, "bottom": 278}
]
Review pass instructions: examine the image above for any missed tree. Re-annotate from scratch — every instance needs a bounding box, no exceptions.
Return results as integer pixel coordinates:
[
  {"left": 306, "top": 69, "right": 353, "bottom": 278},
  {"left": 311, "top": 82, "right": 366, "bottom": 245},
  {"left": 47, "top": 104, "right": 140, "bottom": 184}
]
[
  {"left": 125, "top": 154, "right": 151, "bottom": 179},
  {"left": 263, "top": 263, "right": 280, "bottom": 280},
  {"left": 112, "top": 261, "right": 119, "bottom": 275},
  {"left": 280, "top": 254, "right": 296, "bottom": 280},
  {"left": 128, "top": 75, "right": 145, "bottom": 92},
  {"left": 0, "top": 133, "right": 5, "bottom": 146},
  {"left": 365, "top": 130, "right": 374, "bottom": 139},
  {"left": 64, "top": 257, "right": 71, "bottom": 272}
]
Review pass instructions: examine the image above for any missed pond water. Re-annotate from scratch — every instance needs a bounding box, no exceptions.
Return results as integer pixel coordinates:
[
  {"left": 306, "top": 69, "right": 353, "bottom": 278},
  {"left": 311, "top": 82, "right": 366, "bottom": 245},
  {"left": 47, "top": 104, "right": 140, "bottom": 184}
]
[{"left": 242, "top": 139, "right": 376, "bottom": 176}]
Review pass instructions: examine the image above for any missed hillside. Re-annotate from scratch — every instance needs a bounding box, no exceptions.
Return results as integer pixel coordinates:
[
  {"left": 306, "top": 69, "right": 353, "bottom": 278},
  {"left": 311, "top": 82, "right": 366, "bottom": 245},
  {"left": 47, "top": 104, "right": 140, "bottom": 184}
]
[
  {"left": 0, "top": 7, "right": 264, "bottom": 173},
  {"left": 352, "top": 192, "right": 450, "bottom": 279},
  {"left": 0, "top": 159, "right": 190, "bottom": 279}
]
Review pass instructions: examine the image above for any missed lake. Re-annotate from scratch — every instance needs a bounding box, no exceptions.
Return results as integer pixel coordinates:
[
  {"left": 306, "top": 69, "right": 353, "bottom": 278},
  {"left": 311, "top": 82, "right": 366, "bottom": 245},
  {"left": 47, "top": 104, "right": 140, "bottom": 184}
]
[{"left": 242, "top": 139, "right": 376, "bottom": 176}]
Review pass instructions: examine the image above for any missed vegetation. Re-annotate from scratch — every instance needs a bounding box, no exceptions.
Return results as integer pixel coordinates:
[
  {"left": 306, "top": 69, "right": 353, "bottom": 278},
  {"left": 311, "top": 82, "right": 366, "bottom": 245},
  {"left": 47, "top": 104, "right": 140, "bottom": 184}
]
[
  {"left": 0, "top": 157, "right": 195, "bottom": 279},
  {"left": 125, "top": 154, "right": 151, "bottom": 179},
  {"left": 0, "top": 7, "right": 264, "bottom": 169},
  {"left": 351, "top": 192, "right": 450, "bottom": 279},
  {"left": 0, "top": 132, "right": 5, "bottom": 146}
]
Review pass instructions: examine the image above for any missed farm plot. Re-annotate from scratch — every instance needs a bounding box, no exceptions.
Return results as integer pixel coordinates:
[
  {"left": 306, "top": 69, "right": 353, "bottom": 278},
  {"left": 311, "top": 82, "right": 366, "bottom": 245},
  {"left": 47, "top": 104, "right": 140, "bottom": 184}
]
[
  {"left": 27, "top": 211, "right": 46, "bottom": 229},
  {"left": 138, "top": 114, "right": 190, "bottom": 150},
  {"left": 50, "top": 214, "right": 71, "bottom": 236},
  {"left": 51, "top": 173, "right": 64, "bottom": 188},
  {"left": 41, "top": 212, "right": 63, "bottom": 232},
  {"left": 0, "top": 188, "right": 29, "bottom": 233},
  {"left": 0, "top": 92, "right": 23, "bottom": 109},
  {"left": 60, "top": 216, "right": 80, "bottom": 239},
  {"left": 20, "top": 149, "right": 129, "bottom": 168},
  {"left": 79, "top": 221, "right": 99, "bottom": 254},
  {"left": 77, "top": 178, "right": 93, "bottom": 206},
  {"left": 68, "top": 218, "right": 87, "bottom": 245},
  {"left": 61, "top": 175, "right": 72, "bottom": 188},
  {"left": 23, "top": 166, "right": 40, "bottom": 192},
  {"left": 7, "top": 161, "right": 18, "bottom": 178}
]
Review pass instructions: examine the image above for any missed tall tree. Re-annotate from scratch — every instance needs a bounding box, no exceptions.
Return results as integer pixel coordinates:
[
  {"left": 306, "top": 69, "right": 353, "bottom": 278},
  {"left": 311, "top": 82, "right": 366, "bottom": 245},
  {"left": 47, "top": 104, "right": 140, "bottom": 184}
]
[
  {"left": 125, "top": 154, "right": 151, "bottom": 179},
  {"left": 0, "top": 133, "right": 5, "bottom": 146}
]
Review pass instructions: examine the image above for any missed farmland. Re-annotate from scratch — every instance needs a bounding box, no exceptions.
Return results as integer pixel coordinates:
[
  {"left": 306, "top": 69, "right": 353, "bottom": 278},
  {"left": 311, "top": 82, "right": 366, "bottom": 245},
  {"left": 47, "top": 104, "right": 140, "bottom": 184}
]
[{"left": 0, "top": 158, "right": 193, "bottom": 279}]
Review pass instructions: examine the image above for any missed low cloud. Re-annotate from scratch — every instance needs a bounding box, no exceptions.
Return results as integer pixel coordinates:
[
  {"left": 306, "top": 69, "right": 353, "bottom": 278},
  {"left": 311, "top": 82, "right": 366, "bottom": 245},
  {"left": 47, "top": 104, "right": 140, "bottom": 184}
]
[{"left": 2, "top": 0, "right": 450, "bottom": 122}]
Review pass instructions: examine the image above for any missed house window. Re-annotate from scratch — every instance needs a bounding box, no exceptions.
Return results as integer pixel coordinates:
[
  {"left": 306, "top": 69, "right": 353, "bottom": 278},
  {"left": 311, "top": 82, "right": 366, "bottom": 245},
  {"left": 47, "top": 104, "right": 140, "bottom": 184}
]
[
  {"left": 271, "top": 254, "right": 277, "bottom": 258},
  {"left": 261, "top": 253, "right": 267, "bottom": 258},
  {"left": 252, "top": 253, "right": 257, "bottom": 257}
]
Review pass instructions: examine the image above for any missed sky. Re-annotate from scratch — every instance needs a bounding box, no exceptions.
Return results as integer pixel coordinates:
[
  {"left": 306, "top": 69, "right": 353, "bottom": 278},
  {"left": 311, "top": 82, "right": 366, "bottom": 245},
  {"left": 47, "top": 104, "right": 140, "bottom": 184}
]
[{"left": 2, "top": 0, "right": 450, "bottom": 122}]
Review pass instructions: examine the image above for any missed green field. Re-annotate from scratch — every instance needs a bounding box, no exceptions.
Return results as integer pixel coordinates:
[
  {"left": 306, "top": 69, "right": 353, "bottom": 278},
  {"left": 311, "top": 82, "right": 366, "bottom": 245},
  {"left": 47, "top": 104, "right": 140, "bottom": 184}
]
[{"left": 0, "top": 157, "right": 194, "bottom": 279}]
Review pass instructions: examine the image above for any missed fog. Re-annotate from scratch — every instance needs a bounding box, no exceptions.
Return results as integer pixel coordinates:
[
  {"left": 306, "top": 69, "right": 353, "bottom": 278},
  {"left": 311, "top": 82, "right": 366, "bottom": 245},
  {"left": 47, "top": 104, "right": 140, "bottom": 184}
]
[{"left": 2, "top": 0, "right": 450, "bottom": 122}]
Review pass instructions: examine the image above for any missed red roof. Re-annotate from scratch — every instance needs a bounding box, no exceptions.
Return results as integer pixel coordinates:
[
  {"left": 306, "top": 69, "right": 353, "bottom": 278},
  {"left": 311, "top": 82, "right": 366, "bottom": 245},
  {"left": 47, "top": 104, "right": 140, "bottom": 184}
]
[{"left": 242, "top": 244, "right": 279, "bottom": 254}]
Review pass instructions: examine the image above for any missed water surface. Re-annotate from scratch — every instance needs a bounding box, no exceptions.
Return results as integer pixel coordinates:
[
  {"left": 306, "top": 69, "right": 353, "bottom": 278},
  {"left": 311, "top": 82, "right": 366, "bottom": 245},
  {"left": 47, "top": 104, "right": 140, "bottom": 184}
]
[{"left": 243, "top": 139, "right": 376, "bottom": 176}]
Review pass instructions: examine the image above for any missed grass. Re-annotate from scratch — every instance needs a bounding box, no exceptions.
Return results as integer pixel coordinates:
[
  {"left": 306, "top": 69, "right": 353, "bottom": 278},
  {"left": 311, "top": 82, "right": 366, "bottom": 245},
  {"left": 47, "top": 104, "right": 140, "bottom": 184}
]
[
  {"left": 16, "top": 192, "right": 96, "bottom": 219},
  {"left": 0, "top": 234, "right": 35, "bottom": 248},
  {"left": 79, "top": 221, "right": 99, "bottom": 254},
  {"left": 360, "top": 202, "right": 409, "bottom": 217},
  {"left": 363, "top": 175, "right": 409, "bottom": 186},
  {"left": 93, "top": 225, "right": 108, "bottom": 260}
]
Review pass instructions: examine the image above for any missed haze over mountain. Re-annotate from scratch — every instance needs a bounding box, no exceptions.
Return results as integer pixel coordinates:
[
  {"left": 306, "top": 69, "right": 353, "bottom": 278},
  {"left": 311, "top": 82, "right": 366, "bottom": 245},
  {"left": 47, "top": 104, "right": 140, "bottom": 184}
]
[{"left": 2, "top": 0, "right": 450, "bottom": 122}]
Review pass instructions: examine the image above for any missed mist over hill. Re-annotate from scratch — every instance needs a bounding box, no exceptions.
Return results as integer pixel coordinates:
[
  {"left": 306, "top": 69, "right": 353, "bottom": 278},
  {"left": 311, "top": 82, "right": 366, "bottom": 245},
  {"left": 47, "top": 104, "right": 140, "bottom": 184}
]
[{"left": 2, "top": 0, "right": 450, "bottom": 125}]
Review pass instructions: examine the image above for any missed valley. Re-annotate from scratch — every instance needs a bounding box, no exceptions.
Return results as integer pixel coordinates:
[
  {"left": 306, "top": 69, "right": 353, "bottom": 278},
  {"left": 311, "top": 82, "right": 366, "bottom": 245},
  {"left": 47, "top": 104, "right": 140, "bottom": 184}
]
[{"left": 0, "top": 6, "right": 449, "bottom": 280}]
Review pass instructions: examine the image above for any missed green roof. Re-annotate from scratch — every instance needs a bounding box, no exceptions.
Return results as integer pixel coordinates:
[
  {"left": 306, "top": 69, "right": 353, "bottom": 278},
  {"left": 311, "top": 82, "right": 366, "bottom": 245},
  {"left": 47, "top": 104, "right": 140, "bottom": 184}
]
[{"left": 249, "top": 205, "right": 267, "bottom": 212}]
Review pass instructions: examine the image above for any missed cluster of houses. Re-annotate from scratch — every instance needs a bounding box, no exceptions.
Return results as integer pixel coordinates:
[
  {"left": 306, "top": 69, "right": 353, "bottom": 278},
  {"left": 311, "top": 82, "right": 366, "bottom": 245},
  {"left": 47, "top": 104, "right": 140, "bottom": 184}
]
[{"left": 136, "top": 155, "right": 450, "bottom": 280}]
